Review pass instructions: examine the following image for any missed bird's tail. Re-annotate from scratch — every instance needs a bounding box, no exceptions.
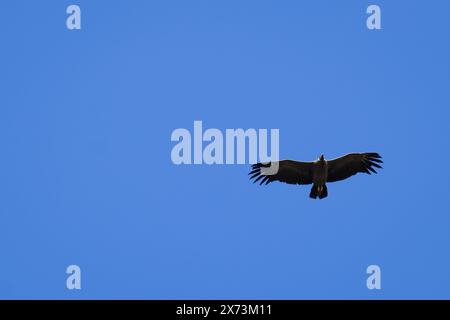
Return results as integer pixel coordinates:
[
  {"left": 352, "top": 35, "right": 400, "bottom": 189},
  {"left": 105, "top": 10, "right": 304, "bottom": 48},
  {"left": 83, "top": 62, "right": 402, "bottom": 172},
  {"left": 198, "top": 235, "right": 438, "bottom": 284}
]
[
  {"left": 319, "top": 184, "right": 328, "bottom": 199},
  {"left": 309, "top": 184, "right": 328, "bottom": 199}
]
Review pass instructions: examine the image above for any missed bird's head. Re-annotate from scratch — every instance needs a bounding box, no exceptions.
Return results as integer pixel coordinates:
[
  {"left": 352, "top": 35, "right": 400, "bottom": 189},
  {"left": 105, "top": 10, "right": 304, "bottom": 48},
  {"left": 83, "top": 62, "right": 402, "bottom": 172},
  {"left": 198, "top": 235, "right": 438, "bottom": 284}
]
[{"left": 319, "top": 154, "right": 325, "bottom": 161}]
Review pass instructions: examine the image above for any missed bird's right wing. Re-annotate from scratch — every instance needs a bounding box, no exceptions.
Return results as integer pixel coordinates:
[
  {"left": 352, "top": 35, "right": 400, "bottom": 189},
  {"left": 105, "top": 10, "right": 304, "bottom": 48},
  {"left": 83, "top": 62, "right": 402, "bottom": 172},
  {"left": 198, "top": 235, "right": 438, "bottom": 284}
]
[{"left": 249, "top": 160, "right": 314, "bottom": 185}]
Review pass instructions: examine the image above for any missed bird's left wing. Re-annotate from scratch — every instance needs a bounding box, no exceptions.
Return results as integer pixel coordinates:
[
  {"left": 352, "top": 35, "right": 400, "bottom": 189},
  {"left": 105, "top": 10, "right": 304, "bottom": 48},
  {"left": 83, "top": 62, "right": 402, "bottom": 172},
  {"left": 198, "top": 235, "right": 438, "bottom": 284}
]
[
  {"left": 249, "top": 160, "right": 314, "bottom": 185},
  {"left": 326, "top": 153, "right": 383, "bottom": 183}
]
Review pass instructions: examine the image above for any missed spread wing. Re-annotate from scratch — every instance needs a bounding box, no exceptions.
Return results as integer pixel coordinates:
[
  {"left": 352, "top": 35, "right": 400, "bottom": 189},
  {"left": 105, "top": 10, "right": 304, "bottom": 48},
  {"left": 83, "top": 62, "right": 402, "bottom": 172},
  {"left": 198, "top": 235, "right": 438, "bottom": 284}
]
[
  {"left": 248, "top": 160, "right": 314, "bottom": 185},
  {"left": 326, "top": 153, "right": 383, "bottom": 183}
]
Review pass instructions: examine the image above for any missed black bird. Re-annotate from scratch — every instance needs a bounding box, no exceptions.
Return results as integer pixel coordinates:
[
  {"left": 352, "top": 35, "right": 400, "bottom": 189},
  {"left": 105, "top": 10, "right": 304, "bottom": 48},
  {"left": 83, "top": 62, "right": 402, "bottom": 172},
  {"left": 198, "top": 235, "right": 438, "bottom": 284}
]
[{"left": 248, "top": 153, "right": 383, "bottom": 199}]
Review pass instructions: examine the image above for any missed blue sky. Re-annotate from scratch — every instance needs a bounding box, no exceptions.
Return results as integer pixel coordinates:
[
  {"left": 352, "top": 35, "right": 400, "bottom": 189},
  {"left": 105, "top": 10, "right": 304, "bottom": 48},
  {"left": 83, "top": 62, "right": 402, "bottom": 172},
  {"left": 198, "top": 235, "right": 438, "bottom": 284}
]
[{"left": 1, "top": 1, "right": 449, "bottom": 299}]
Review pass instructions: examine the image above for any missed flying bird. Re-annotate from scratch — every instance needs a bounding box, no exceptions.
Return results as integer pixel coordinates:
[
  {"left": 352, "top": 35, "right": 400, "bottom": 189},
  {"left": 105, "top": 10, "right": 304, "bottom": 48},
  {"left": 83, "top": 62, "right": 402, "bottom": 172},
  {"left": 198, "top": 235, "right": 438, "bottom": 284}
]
[{"left": 249, "top": 153, "right": 383, "bottom": 199}]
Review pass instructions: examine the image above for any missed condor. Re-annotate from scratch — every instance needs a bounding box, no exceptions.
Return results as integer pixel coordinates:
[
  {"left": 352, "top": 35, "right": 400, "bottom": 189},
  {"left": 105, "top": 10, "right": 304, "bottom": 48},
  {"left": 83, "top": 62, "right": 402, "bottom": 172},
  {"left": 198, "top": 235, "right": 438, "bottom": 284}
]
[{"left": 249, "top": 153, "right": 383, "bottom": 199}]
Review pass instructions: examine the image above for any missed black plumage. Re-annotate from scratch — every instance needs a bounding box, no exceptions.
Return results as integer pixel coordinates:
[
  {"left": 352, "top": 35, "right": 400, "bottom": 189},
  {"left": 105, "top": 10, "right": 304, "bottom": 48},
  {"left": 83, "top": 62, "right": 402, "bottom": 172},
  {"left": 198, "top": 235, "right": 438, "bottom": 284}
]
[{"left": 249, "top": 153, "right": 383, "bottom": 199}]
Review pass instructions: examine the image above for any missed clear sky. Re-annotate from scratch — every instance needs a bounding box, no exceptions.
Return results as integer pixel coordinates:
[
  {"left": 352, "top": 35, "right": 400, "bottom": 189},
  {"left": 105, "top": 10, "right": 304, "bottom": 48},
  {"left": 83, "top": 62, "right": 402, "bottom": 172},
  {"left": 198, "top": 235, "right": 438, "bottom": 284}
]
[{"left": 1, "top": 1, "right": 449, "bottom": 299}]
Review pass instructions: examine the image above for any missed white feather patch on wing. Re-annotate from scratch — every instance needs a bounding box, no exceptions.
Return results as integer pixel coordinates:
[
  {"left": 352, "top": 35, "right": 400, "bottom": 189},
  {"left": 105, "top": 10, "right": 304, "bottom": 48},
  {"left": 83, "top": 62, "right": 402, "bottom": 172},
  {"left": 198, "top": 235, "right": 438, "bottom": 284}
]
[{"left": 260, "top": 162, "right": 280, "bottom": 176}]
